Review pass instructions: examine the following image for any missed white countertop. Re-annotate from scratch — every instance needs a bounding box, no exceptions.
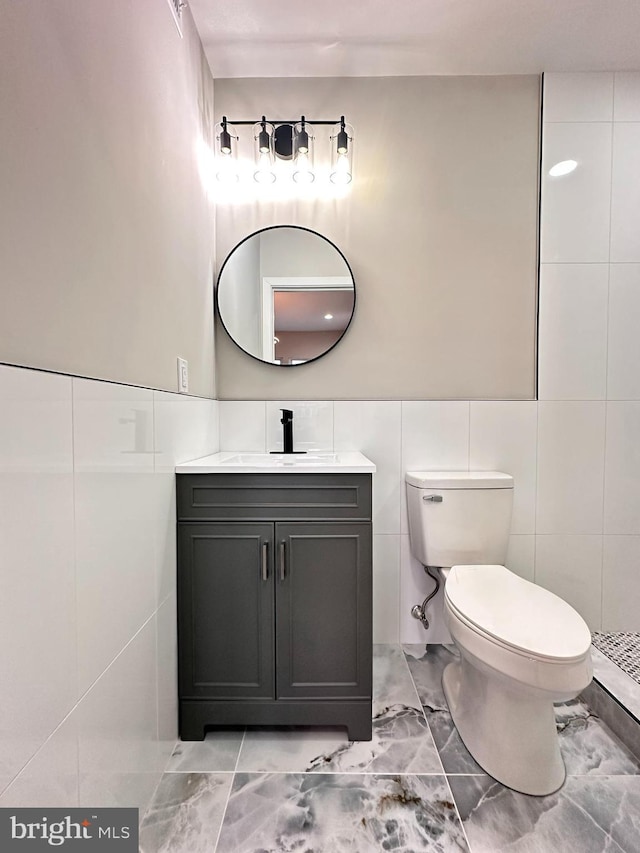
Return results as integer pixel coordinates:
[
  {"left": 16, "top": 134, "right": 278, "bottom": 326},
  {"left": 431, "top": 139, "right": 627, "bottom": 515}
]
[{"left": 176, "top": 450, "right": 376, "bottom": 474}]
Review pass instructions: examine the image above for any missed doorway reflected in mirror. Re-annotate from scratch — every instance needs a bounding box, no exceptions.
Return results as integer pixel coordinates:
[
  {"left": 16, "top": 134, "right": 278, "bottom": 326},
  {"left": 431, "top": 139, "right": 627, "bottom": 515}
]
[{"left": 216, "top": 226, "right": 355, "bottom": 366}]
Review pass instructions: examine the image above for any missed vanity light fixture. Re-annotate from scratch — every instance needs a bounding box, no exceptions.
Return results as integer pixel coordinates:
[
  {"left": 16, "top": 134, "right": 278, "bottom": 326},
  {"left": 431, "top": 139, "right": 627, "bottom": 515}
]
[
  {"left": 254, "top": 117, "right": 276, "bottom": 184},
  {"left": 293, "top": 117, "right": 315, "bottom": 184},
  {"left": 215, "top": 114, "right": 353, "bottom": 186},
  {"left": 215, "top": 117, "right": 239, "bottom": 183},
  {"left": 330, "top": 117, "right": 354, "bottom": 185}
]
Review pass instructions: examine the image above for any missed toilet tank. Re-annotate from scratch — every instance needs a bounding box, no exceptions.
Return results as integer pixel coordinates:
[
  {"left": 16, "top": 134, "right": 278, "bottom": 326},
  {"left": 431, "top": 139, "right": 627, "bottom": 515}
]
[{"left": 406, "top": 471, "right": 513, "bottom": 567}]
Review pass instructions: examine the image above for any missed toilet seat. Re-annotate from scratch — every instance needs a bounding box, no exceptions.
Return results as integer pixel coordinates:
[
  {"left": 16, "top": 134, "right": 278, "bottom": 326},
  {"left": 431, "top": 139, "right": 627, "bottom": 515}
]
[{"left": 444, "top": 565, "right": 591, "bottom": 663}]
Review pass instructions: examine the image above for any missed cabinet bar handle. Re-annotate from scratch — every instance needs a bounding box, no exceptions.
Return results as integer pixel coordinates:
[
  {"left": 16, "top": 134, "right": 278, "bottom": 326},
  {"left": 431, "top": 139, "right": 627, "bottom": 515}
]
[
  {"left": 261, "top": 542, "right": 268, "bottom": 581},
  {"left": 279, "top": 540, "right": 286, "bottom": 581}
]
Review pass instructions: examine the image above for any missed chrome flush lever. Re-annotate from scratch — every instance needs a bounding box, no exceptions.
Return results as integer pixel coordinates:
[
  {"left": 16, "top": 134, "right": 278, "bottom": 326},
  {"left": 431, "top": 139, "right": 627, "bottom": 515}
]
[{"left": 423, "top": 494, "right": 443, "bottom": 503}]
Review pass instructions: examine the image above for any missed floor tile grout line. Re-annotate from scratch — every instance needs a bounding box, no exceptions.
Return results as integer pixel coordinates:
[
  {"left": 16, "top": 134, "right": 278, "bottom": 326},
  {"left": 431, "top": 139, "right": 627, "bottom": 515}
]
[
  {"left": 213, "top": 728, "right": 246, "bottom": 853},
  {"left": 400, "top": 644, "right": 449, "bottom": 778},
  {"left": 443, "top": 773, "right": 475, "bottom": 852},
  {"left": 166, "top": 769, "right": 463, "bottom": 776},
  {"left": 164, "top": 769, "right": 237, "bottom": 774}
]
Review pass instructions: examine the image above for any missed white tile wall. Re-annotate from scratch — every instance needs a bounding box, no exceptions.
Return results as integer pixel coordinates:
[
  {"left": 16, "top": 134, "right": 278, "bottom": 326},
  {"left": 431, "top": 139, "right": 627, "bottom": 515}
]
[
  {"left": 0, "top": 716, "right": 79, "bottom": 808},
  {"left": 0, "top": 366, "right": 76, "bottom": 792},
  {"left": 372, "top": 535, "right": 400, "bottom": 643},
  {"left": 506, "top": 535, "right": 536, "bottom": 582},
  {"left": 73, "top": 380, "right": 157, "bottom": 695},
  {"left": 538, "top": 264, "right": 609, "bottom": 400},
  {"left": 610, "top": 122, "right": 640, "bottom": 262},
  {"left": 156, "top": 593, "right": 179, "bottom": 750},
  {"left": 540, "top": 122, "right": 613, "bottom": 263},
  {"left": 153, "top": 393, "right": 219, "bottom": 605},
  {"left": 266, "top": 400, "right": 333, "bottom": 452},
  {"left": 0, "top": 365, "right": 218, "bottom": 810},
  {"left": 469, "top": 401, "right": 537, "bottom": 533},
  {"left": 536, "top": 402, "right": 606, "bottom": 534},
  {"left": 607, "top": 265, "right": 640, "bottom": 400},
  {"left": 543, "top": 72, "right": 614, "bottom": 122},
  {"left": 604, "top": 402, "right": 640, "bottom": 534},
  {"left": 614, "top": 72, "right": 640, "bottom": 121},
  {"left": 76, "top": 616, "right": 163, "bottom": 811},
  {"left": 602, "top": 536, "right": 640, "bottom": 631},
  {"left": 400, "top": 401, "right": 470, "bottom": 534},
  {"left": 334, "top": 401, "right": 401, "bottom": 534},
  {"left": 219, "top": 400, "right": 266, "bottom": 451},
  {"left": 535, "top": 535, "right": 603, "bottom": 630}
]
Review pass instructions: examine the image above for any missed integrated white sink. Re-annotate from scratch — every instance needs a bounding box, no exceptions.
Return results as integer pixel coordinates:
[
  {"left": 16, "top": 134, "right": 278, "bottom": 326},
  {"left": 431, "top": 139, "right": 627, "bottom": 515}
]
[
  {"left": 222, "top": 453, "right": 340, "bottom": 466},
  {"left": 176, "top": 450, "right": 376, "bottom": 474}
]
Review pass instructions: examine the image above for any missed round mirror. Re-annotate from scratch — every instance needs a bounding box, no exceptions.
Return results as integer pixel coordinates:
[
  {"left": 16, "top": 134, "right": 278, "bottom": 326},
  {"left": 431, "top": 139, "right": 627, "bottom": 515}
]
[{"left": 216, "top": 225, "right": 355, "bottom": 366}]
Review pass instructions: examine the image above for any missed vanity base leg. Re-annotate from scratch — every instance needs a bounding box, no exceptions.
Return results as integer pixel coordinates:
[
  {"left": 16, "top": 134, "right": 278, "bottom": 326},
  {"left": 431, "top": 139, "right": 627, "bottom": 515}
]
[
  {"left": 179, "top": 705, "right": 206, "bottom": 741},
  {"left": 346, "top": 709, "right": 373, "bottom": 742}
]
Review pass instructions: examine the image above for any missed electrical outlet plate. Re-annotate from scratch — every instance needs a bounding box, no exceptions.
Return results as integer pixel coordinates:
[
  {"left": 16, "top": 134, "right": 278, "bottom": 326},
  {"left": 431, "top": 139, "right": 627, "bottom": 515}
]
[{"left": 177, "top": 357, "right": 189, "bottom": 393}]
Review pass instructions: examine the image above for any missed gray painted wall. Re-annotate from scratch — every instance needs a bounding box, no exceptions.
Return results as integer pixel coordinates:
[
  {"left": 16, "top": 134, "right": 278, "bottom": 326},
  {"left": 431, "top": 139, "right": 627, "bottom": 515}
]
[
  {"left": 0, "top": 0, "right": 216, "bottom": 397},
  {"left": 214, "top": 75, "right": 540, "bottom": 400}
]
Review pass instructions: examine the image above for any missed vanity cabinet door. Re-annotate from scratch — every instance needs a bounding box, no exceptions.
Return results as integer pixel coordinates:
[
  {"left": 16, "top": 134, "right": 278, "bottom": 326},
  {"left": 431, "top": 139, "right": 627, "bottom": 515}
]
[
  {"left": 178, "top": 523, "right": 275, "bottom": 700},
  {"left": 274, "top": 522, "right": 372, "bottom": 701}
]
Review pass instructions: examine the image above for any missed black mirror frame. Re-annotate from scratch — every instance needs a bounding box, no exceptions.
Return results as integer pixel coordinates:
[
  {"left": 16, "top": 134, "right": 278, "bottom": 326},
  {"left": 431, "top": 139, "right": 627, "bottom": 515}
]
[{"left": 215, "top": 224, "right": 356, "bottom": 368}]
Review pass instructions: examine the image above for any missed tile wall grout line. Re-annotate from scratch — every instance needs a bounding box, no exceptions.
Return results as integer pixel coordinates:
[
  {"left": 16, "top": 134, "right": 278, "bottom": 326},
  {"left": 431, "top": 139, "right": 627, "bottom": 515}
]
[
  {"left": 70, "top": 376, "right": 81, "bottom": 806},
  {"left": 399, "top": 401, "right": 404, "bottom": 639},
  {"left": 600, "top": 76, "right": 616, "bottom": 632},
  {"left": 533, "top": 397, "right": 540, "bottom": 583},
  {"left": 263, "top": 400, "right": 267, "bottom": 452},
  {"left": 151, "top": 391, "right": 163, "bottom": 766},
  {"left": 77, "top": 608, "right": 159, "bottom": 707},
  {"left": 532, "top": 393, "right": 539, "bottom": 585},
  {"left": 0, "top": 699, "right": 81, "bottom": 803},
  {"left": 467, "top": 400, "right": 471, "bottom": 472}
]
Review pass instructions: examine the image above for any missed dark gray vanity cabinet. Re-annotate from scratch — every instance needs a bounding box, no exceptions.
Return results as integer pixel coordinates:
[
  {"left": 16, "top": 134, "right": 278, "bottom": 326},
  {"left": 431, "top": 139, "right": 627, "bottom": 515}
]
[{"left": 177, "top": 473, "right": 373, "bottom": 741}]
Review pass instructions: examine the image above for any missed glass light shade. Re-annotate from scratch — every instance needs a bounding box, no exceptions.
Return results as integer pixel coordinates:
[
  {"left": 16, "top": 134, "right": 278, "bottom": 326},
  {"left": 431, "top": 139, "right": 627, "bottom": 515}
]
[
  {"left": 254, "top": 121, "right": 276, "bottom": 183},
  {"left": 330, "top": 122, "right": 353, "bottom": 185},
  {"left": 215, "top": 120, "right": 238, "bottom": 183},
  {"left": 293, "top": 121, "right": 315, "bottom": 184}
]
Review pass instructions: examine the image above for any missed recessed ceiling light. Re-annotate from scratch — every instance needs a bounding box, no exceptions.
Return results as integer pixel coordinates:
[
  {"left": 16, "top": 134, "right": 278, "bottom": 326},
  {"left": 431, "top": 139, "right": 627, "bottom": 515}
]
[
  {"left": 324, "top": 313, "right": 333, "bottom": 320},
  {"left": 549, "top": 159, "right": 578, "bottom": 177}
]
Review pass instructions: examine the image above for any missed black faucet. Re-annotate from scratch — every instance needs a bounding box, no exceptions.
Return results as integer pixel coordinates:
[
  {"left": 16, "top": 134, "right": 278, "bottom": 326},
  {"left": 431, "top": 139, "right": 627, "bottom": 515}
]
[
  {"left": 269, "top": 408, "right": 307, "bottom": 454},
  {"left": 280, "top": 408, "right": 294, "bottom": 453}
]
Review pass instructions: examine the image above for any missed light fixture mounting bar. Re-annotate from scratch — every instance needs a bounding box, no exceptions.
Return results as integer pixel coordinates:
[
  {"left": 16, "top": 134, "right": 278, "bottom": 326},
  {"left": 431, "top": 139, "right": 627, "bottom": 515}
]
[{"left": 221, "top": 116, "right": 347, "bottom": 126}]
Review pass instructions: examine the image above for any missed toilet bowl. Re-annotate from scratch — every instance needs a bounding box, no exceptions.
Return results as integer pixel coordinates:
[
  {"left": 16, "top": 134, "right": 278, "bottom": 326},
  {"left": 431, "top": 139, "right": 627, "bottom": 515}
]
[
  {"left": 442, "top": 564, "right": 592, "bottom": 795},
  {"left": 405, "top": 471, "right": 594, "bottom": 796}
]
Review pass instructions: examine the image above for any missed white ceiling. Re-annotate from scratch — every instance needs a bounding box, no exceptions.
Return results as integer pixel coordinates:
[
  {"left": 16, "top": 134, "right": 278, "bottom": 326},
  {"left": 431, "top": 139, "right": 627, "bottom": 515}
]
[{"left": 188, "top": 0, "right": 640, "bottom": 79}]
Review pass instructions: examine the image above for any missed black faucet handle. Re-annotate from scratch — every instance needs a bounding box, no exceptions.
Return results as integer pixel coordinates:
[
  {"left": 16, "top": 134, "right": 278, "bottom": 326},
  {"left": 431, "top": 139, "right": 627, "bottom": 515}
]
[{"left": 280, "top": 408, "right": 293, "bottom": 424}]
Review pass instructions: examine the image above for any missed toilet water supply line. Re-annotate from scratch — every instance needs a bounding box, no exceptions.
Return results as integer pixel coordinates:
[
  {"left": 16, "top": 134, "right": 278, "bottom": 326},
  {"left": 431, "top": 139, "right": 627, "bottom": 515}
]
[{"left": 411, "top": 566, "right": 441, "bottom": 629}]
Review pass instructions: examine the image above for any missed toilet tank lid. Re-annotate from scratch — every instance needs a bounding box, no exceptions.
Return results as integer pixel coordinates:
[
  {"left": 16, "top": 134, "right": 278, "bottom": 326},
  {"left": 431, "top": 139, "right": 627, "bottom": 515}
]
[{"left": 405, "top": 471, "right": 513, "bottom": 489}]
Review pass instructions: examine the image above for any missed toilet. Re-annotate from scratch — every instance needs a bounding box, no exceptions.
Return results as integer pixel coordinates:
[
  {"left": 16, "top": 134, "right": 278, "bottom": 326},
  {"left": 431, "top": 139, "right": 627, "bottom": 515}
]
[{"left": 406, "top": 470, "right": 592, "bottom": 796}]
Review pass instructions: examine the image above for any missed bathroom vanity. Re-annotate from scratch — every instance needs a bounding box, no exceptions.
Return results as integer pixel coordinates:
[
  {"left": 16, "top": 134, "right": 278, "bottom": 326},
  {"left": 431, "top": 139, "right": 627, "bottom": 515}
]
[{"left": 175, "top": 451, "right": 375, "bottom": 741}]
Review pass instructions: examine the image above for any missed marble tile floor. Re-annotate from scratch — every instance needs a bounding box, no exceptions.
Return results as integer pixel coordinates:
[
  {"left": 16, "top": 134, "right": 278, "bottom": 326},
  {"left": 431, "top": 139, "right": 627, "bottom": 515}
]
[{"left": 140, "top": 645, "right": 640, "bottom": 852}]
